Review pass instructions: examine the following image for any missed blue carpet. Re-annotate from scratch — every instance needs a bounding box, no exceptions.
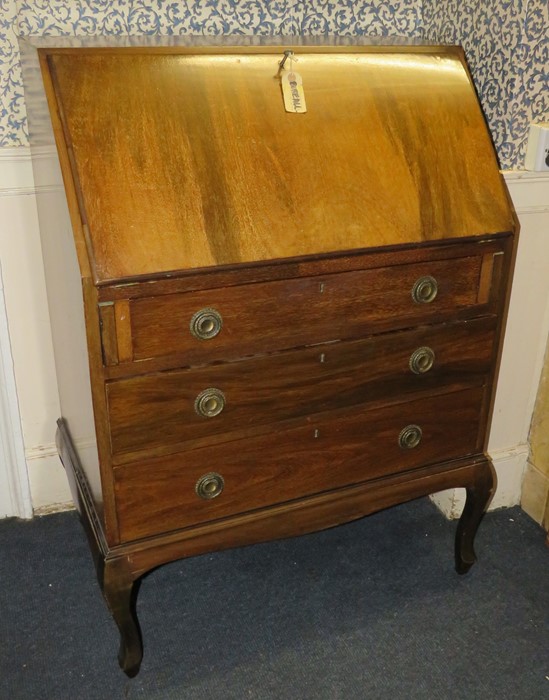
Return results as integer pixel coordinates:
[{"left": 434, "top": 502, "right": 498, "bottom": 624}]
[{"left": 0, "top": 499, "right": 548, "bottom": 699}]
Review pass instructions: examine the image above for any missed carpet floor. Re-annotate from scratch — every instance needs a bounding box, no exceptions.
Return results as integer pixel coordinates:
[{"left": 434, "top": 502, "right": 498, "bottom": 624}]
[{"left": 0, "top": 498, "right": 548, "bottom": 700}]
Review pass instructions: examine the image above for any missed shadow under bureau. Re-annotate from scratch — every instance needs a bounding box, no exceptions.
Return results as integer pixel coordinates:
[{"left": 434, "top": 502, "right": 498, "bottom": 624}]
[{"left": 21, "top": 36, "right": 518, "bottom": 676}]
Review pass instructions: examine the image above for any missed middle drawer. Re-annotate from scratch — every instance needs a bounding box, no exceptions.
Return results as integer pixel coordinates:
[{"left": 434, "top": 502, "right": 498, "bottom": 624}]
[{"left": 106, "top": 317, "right": 495, "bottom": 462}]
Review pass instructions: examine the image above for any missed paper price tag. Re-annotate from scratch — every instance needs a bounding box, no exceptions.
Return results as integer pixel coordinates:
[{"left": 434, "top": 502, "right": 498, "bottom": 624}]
[{"left": 281, "top": 71, "right": 307, "bottom": 114}]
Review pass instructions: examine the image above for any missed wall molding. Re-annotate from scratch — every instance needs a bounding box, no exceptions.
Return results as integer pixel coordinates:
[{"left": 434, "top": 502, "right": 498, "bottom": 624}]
[
  {"left": 0, "top": 146, "right": 57, "bottom": 162},
  {"left": 2, "top": 146, "right": 547, "bottom": 207},
  {"left": 0, "top": 147, "right": 33, "bottom": 163},
  {"left": 25, "top": 437, "right": 95, "bottom": 462},
  {"left": 24, "top": 442, "right": 59, "bottom": 461},
  {"left": 0, "top": 185, "right": 63, "bottom": 199},
  {"left": 503, "top": 171, "right": 549, "bottom": 214},
  {"left": 0, "top": 146, "right": 59, "bottom": 195}
]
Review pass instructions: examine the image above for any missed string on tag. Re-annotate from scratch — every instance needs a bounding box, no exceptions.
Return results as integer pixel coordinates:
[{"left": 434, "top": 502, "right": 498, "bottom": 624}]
[{"left": 276, "top": 49, "right": 295, "bottom": 77}]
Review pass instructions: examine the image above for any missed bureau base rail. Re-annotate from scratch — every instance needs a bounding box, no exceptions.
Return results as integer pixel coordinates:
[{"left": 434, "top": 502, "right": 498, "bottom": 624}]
[{"left": 57, "top": 418, "right": 496, "bottom": 677}]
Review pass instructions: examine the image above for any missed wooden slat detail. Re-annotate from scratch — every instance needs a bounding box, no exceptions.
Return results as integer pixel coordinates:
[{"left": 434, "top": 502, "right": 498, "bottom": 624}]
[
  {"left": 98, "top": 303, "right": 118, "bottom": 366},
  {"left": 477, "top": 253, "right": 495, "bottom": 305},
  {"left": 489, "top": 251, "right": 505, "bottom": 305},
  {"left": 477, "top": 251, "right": 506, "bottom": 306},
  {"left": 114, "top": 300, "right": 133, "bottom": 363}
]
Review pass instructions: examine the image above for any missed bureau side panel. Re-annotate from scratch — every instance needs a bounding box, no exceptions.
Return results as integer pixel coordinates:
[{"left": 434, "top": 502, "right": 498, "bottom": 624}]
[{"left": 481, "top": 232, "right": 520, "bottom": 450}]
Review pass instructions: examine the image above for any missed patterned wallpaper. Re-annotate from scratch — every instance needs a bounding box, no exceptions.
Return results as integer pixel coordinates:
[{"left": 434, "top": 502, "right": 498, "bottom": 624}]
[
  {"left": 0, "top": 0, "right": 20, "bottom": 142},
  {"left": 423, "top": 0, "right": 548, "bottom": 169},
  {"left": 0, "top": 1, "right": 422, "bottom": 149},
  {"left": 1, "top": 0, "right": 547, "bottom": 169}
]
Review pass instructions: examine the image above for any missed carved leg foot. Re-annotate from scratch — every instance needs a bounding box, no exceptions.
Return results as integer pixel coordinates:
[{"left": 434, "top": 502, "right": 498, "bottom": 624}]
[
  {"left": 455, "top": 459, "right": 496, "bottom": 575},
  {"left": 101, "top": 559, "right": 143, "bottom": 677}
]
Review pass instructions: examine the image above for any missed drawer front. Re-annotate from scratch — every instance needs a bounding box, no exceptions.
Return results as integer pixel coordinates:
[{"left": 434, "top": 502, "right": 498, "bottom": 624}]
[
  {"left": 114, "top": 386, "right": 485, "bottom": 542},
  {"left": 127, "top": 255, "right": 487, "bottom": 365},
  {"left": 107, "top": 318, "right": 495, "bottom": 460}
]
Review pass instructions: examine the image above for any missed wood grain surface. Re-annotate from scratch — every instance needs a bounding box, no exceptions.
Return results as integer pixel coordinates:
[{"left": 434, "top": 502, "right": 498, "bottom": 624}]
[
  {"left": 45, "top": 48, "right": 514, "bottom": 283},
  {"left": 107, "top": 317, "right": 495, "bottom": 460},
  {"left": 128, "top": 254, "right": 485, "bottom": 365},
  {"left": 113, "top": 385, "right": 485, "bottom": 541}
]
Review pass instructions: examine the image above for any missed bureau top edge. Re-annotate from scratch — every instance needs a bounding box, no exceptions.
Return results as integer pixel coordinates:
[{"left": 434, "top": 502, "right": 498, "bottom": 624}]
[{"left": 23, "top": 35, "right": 458, "bottom": 52}]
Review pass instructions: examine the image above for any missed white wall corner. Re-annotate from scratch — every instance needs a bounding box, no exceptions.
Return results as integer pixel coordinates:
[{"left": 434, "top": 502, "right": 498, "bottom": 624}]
[
  {"left": 0, "top": 263, "right": 33, "bottom": 519},
  {"left": 0, "top": 145, "right": 64, "bottom": 515}
]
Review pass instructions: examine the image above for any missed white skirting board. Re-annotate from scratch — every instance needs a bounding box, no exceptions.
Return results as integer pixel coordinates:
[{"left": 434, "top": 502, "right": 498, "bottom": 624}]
[
  {"left": 0, "top": 148, "right": 548, "bottom": 517},
  {"left": 26, "top": 445, "right": 73, "bottom": 514},
  {"left": 430, "top": 445, "right": 530, "bottom": 519}
]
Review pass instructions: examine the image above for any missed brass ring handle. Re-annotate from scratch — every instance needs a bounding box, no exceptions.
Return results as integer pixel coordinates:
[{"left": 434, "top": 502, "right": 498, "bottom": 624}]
[
  {"left": 194, "top": 388, "right": 226, "bottom": 418},
  {"left": 411, "top": 276, "right": 438, "bottom": 304},
  {"left": 409, "top": 346, "right": 435, "bottom": 374},
  {"left": 190, "top": 308, "right": 223, "bottom": 340},
  {"left": 398, "top": 424, "right": 423, "bottom": 449},
  {"left": 195, "top": 472, "right": 225, "bottom": 500}
]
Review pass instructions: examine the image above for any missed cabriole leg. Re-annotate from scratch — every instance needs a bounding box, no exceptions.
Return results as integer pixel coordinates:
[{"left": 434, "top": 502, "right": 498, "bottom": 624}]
[
  {"left": 100, "top": 559, "right": 143, "bottom": 677},
  {"left": 455, "top": 459, "right": 496, "bottom": 575}
]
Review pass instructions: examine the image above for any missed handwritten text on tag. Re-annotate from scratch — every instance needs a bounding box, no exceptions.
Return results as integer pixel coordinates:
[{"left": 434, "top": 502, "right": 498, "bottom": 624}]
[{"left": 281, "top": 71, "right": 307, "bottom": 114}]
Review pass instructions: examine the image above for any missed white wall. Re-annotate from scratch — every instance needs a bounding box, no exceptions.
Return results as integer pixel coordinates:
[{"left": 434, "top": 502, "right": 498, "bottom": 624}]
[
  {"left": 0, "top": 147, "right": 70, "bottom": 516},
  {"left": 0, "top": 147, "right": 548, "bottom": 517},
  {"left": 0, "top": 261, "right": 32, "bottom": 518}
]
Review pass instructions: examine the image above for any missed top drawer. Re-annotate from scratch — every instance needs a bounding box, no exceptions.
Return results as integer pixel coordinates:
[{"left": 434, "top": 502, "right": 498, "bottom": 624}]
[{"left": 104, "top": 252, "right": 501, "bottom": 367}]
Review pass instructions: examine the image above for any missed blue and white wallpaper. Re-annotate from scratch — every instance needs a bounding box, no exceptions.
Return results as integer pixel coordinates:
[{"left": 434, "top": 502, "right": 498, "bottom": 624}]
[
  {"left": 423, "top": 0, "right": 548, "bottom": 170},
  {"left": 0, "top": 0, "right": 547, "bottom": 169},
  {"left": 2, "top": 1, "right": 423, "bottom": 146}
]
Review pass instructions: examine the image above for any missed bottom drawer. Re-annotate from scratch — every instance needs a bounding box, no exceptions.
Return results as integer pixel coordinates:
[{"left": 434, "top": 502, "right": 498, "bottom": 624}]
[{"left": 114, "top": 386, "right": 485, "bottom": 542}]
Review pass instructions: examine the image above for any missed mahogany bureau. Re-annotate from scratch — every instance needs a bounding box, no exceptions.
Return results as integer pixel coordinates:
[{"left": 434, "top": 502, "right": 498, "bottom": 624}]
[{"left": 21, "top": 37, "right": 517, "bottom": 676}]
